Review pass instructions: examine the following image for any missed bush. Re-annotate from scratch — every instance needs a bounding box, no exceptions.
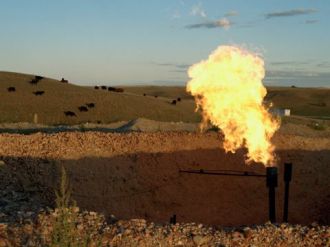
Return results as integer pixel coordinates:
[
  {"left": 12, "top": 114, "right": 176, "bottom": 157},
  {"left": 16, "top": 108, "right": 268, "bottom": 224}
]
[
  {"left": 50, "top": 166, "right": 102, "bottom": 247},
  {"left": 308, "top": 122, "right": 326, "bottom": 131}
]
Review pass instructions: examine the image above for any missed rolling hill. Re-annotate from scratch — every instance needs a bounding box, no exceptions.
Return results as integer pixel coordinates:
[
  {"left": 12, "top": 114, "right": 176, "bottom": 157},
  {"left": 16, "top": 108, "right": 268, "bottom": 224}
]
[
  {"left": 0, "top": 71, "right": 329, "bottom": 125},
  {"left": 0, "top": 71, "right": 200, "bottom": 125},
  {"left": 123, "top": 85, "right": 330, "bottom": 118}
]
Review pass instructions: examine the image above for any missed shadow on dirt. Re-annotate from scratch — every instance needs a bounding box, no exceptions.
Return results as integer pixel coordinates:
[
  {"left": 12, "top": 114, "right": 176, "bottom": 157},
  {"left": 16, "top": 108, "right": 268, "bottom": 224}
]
[{"left": 1, "top": 148, "right": 329, "bottom": 226}]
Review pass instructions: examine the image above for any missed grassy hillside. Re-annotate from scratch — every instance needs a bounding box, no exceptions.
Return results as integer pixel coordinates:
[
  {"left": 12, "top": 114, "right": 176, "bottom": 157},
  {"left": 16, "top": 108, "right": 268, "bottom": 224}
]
[
  {"left": 1, "top": 71, "right": 329, "bottom": 125},
  {"left": 124, "top": 85, "right": 330, "bottom": 118},
  {"left": 122, "top": 86, "right": 193, "bottom": 100},
  {"left": 265, "top": 87, "right": 330, "bottom": 118},
  {"left": 0, "top": 71, "right": 200, "bottom": 124}
]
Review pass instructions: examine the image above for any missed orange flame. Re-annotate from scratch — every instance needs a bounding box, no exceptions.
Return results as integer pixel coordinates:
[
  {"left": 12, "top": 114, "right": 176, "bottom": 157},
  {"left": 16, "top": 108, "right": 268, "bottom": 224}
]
[{"left": 187, "top": 45, "right": 280, "bottom": 166}]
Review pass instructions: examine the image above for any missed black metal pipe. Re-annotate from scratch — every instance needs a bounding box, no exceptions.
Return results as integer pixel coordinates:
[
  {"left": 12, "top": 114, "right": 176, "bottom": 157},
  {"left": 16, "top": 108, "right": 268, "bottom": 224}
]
[
  {"left": 266, "top": 167, "right": 278, "bottom": 223},
  {"left": 170, "top": 214, "right": 176, "bottom": 224},
  {"left": 179, "top": 169, "right": 266, "bottom": 178},
  {"left": 283, "top": 163, "right": 292, "bottom": 222}
]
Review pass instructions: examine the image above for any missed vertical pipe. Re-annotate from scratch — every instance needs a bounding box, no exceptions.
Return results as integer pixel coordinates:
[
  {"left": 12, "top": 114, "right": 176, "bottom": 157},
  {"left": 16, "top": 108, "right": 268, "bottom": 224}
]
[
  {"left": 170, "top": 214, "right": 176, "bottom": 224},
  {"left": 172, "top": 214, "right": 176, "bottom": 224},
  {"left": 283, "top": 163, "right": 292, "bottom": 222},
  {"left": 266, "top": 167, "right": 278, "bottom": 223}
]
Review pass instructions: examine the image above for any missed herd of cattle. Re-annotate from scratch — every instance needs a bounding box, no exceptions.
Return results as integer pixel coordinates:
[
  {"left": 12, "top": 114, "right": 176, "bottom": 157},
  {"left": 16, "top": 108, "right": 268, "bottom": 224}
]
[
  {"left": 5, "top": 75, "right": 183, "bottom": 121},
  {"left": 6, "top": 76, "right": 69, "bottom": 96},
  {"left": 94, "top": 85, "right": 124, "bottom": 92},
  {"left": 5, "top": 75, "right": 97, "bottom": 118}
]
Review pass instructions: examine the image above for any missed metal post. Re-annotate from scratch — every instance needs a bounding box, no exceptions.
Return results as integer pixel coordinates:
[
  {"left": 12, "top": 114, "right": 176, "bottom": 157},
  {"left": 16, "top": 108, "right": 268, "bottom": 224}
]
[
  {"left": 170, "top": 214, "right": 176, "bottom": 224},
  {"left": 283, "top": 163, "right": 292, "bottom": 222},
  {"left": 266, "top": 167, "right": 278, "bottom": 223}
]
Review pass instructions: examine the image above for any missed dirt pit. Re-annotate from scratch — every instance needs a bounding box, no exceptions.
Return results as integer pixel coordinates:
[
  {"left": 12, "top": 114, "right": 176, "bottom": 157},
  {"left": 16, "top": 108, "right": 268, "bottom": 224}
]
[{"left": 0, "top": 131, "right": 329, "bottom": 226}]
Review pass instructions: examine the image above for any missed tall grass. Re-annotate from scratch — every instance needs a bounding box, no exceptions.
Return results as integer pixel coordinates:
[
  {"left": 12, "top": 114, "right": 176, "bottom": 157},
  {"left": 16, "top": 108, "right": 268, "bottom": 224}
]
[{"left": 50, "top": 166, "right": 102, "bottom": 247}]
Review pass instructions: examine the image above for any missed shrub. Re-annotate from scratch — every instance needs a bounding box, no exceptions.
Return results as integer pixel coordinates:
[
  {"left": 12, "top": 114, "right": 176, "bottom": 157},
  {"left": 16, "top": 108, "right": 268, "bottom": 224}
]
[
  {"left": 50, "top": 166, "right": 102, "bottom": 247},
  {"left": 308, "top": 122, "right": 326, "bottom": 131}
]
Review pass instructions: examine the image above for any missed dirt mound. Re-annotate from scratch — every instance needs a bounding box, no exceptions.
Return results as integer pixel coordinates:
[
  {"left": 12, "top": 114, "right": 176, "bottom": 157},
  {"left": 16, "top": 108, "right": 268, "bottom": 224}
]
[
  {"left": 0, "top": 131, "right": 329, "bottom": 226},
  {"left": 117, "top": 118, "right": 198, "bottom": 132},
  {"left": 0, "top": 118, "right": 199, "bottom": 134}
]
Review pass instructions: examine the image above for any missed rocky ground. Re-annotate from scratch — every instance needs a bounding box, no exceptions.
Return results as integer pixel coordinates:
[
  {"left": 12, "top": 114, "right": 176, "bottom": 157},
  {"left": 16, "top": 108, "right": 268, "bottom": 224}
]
[{"left": 0, "top": 207, "right": 329, "bottom": 247}]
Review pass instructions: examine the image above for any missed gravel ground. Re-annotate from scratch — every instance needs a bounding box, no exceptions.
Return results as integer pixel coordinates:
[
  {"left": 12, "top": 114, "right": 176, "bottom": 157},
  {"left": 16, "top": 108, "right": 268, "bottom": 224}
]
[{"left": 0, "top": 208, "right": 329, "bottom": 247}]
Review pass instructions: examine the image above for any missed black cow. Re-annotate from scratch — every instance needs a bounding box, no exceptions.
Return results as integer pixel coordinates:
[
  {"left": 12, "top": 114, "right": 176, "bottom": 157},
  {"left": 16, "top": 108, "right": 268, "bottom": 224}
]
[
  {"left": 101, "top": 86, "right": 107, "bottom": 90},
  {"left": 33, "top": 91, "right": 45, "bottom": 96},
  {"left": 171, "top": 100, "right": 177, "bottom": 105},
  {"left": 64, "top": 111, "right": 76, "bottom": 117},
  {"left": 94, "top": 86, "right": 99, "bottom": 89},
  {"left": 61, "top": 78, "right": 68, "bottom": 83},
  {"left": 30, "top": 75, "right": 44, "bottom": 85},
  {"left": 143, "top": 93, "right": 146, "bottom": 96},
  {"left": 7, "top": 87, "right": 16, "bottom": 92},
  {"left": 78, "top": 106, "right": 88, "bottom": 112},
  {"left": 177, "top": 97, "right": 181, "bottom": 102},
  {"left": 154, "top": 95, "right": 158, "bottom": 98},
  {"left": 108, "top": 87, "right": 124, "bottom": 92},
  {"left": 86, "top": 103, "right": 95, "bottom": 108}
]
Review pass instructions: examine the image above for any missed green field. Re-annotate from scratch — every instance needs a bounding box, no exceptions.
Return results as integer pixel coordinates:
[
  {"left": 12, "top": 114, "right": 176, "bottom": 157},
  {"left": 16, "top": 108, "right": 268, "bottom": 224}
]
[{"left": 0, "top": 71, "right": 329, "bottom": 125}]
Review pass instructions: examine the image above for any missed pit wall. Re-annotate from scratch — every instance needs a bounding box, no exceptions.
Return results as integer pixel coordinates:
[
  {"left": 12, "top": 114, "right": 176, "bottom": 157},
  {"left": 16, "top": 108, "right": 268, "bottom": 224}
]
[{"left": 0, "top": 132, "right": 329, "bottom": 226}]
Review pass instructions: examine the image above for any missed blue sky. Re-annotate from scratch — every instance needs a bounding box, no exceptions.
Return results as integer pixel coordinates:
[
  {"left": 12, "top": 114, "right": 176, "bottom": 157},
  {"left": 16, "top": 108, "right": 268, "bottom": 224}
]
[{"left": 0, "top": 0, "right": 329, "bottom": 87}]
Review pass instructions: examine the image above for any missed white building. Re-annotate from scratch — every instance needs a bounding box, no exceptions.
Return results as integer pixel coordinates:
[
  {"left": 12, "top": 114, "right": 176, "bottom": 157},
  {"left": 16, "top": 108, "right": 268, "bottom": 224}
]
[{"left": 270, "top": 108, "right": 291, "bottom": 117}]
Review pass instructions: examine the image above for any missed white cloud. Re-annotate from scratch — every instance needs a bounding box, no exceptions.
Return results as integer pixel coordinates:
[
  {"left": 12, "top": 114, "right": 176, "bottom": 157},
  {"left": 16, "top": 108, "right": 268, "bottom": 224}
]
[{"left": 190, "top": 3, "right": 207, "bottom": 18}]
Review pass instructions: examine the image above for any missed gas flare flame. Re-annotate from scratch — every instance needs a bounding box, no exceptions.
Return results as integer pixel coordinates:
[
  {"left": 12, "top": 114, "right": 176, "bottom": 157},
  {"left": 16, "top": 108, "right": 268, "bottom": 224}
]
[{"left": 187, "top": 45, "right": 280, "bottom": 166}]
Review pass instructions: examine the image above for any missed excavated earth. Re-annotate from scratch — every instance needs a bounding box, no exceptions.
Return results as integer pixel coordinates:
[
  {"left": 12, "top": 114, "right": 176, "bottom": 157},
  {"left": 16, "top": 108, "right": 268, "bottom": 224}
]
[{"left": 0, "top": 128, "right": 329, "bottom": 227}]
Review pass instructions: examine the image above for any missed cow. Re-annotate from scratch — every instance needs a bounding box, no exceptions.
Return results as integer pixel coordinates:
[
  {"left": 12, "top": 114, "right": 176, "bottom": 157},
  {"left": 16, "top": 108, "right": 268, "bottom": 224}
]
[
  {"left": 30, "top": 75, "right": 44, "bottom": 85},
  {"left": 143, "top": 93, "right": 146, "bottom": 96},
  {"left": 7, "top": 87, "right": 16, "bottom": 92},
  {"left": 108, "top": 87, "right": 124, "bottom": 92},
  {"left": 61, "top": 78, "right": 68, "bottom": 83},
  {"left": 64, "top": 111, "right": 76, "bottom": 117},
  {"left": 86, "top": 103, "right": 95, "bottom": 108},
  {"left": 96, "top": 120, "right": 102, "bottom": 124},
  {"left": 171, "top": 100, "right": 177, "bottom": 105},
  {"left": 101, "top": 86, "right": 107, "bottom": 90},
  {"left": 94, "top": 86, "right": 99, "bottom": 89},
  {"left": 154, "top": 95, "right": 158, "bottom": 98},
  {"left": 33, "top": 91, "right": 45, "bottom": 96},
  {"left": 78, "top": 106, "right": 88, "bottom": 112},
  {"left": 177, "top": 97, "right": 181, "bottom": 102}
]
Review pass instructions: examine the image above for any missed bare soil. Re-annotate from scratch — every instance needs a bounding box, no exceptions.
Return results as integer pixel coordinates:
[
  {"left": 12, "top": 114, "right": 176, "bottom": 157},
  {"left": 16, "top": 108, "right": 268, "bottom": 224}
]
[{"left": 0, "top": 130, "right": 329, "bottom": 227}]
